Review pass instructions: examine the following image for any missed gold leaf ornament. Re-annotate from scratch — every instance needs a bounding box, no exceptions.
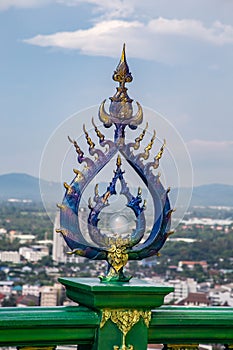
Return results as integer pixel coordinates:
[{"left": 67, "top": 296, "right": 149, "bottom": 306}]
[{"left": 100, "top": 309, "right": 151, "bottom": 350}]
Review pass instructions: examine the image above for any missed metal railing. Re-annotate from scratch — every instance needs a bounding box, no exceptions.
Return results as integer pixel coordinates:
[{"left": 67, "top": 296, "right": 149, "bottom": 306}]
[{"left": 0, "top": 305, "right": 232, "bottom": 349}]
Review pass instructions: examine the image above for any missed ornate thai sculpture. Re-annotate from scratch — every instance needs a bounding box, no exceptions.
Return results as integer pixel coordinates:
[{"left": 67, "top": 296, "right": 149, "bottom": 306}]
[{"left": 56, "top": 44, "right": 173, "bottom": 282}]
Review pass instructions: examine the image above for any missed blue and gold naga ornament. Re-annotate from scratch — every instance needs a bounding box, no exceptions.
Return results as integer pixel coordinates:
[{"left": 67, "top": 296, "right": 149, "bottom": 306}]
[{"left": 57, "top": 44, "right": 173, "bottom": 283}]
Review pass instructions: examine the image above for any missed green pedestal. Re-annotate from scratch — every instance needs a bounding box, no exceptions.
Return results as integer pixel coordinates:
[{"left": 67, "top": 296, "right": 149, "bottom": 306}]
[
  {"left": 59, "top": 277, "right": 173, "bottom": 350},
  {"left": 58, "top": 277, "right": 173, "bottom": 309}
]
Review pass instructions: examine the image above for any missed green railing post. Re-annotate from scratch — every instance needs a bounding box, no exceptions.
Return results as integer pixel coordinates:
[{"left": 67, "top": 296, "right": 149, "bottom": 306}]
[{"left": 59, "top": 277, "right": 173, "bottom": 350}]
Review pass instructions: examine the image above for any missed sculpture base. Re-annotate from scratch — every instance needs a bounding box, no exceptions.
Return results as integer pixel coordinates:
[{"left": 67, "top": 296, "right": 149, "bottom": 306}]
[
  {"left": 58, "top": 277, "right": 173, "bottom": 309},
  {"left": 99, "top": 273, "right": 132, "bottom": 283}
]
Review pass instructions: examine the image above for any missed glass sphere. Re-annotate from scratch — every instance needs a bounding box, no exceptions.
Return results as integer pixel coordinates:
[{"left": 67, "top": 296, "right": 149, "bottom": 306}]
[{"left": 109, "top": 214, "right": 130, "bottom": 235}]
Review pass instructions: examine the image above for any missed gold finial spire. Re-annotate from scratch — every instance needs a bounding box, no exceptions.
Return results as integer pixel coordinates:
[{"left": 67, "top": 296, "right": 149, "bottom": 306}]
[
  {"left": 113, "top": 43, "right": 133, "bottom": 86},
  {"left": 111, "top": 44, "right": 133, "bottom": 104}
]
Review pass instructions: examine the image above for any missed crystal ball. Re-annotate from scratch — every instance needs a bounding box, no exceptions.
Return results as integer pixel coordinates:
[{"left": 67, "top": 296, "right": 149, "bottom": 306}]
[{"left": 109, "top": 214, "right": 130, "bottom": 235}]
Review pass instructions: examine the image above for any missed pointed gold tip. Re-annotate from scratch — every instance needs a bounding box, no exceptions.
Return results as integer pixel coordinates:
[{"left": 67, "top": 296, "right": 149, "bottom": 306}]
[
  {"left": 83, "top": 123, "right": 95, "bottom": 149},
  {"left": 121, "top": 43, "right": 126, "bottom": 62},
  {"left": 133, "top": 122, "right": 148, "bottom": 150},
  {"left": 155, "top": 139, "right": 166, "bottom": 161},
  {"left": 63, "top": 182, "right": 69, "bottom": 189},
  {"left": 143, "top": 199, "right": 147, "bottom": 209},
  {"left": 64, "top": 182, "right": 73, "bottom": 194},
  {"left": 138, "top": 187, "right": 142, "bottom": 195},
  {"left": 95, "top": 184, "right": 99, "bottom": 196},
  {"left": 68, "top": 136, "right": 84, "bottom": 157},
  {"left": 73, "top": 169, "right": 84, "bottom": 181},
  {"left": 142, "top": 130, "right": 156, "bottom": 160},
  {"left": 57, "top": 203, "right": 65, "bottom": 209},
  {"left": 68, "top": 135, "right": 73, "bottom": 143},
  {"left": 88, "top": 197, "right": 93, "bottom": 209},
  {"left": 102, "top": 191, "right": 111, "bottom": 203},
  {"left": 92, "top": 117, "right": 105, "bottom": 142},
  {"left": 167, "top": 230, "right": 175, "bottom": 237},
  {"left": 116, "top": 154, "right": 122, "bottom": 167}
]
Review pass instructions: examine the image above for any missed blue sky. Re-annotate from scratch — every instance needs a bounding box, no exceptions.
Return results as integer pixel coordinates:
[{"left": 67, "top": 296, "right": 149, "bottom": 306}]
[{"left": 0, "top": 0, "right": 233, "bottom": 186}]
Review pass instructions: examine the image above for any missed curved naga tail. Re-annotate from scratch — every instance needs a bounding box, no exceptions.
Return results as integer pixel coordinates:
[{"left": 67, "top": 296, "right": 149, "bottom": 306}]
[
  {"left": 57, "top": 130, "right": 118, "bottom": 260},
  {"left": 121, "top": 139, "right": 173, "bottom": 260}
]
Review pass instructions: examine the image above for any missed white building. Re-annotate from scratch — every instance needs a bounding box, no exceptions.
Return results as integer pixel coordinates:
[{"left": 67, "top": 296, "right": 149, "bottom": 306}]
[
  {"left": 208, "top": 284, "right": 233, "bottom": 306},
  {"left": 39, "top": 286, "right": 58, "bottom": 306},
  {"left": 19, "top": 245, "right": 49, "bottom": 262},
  {"left": 53, "top": 212, "right": 66, "bottom": 263},
  {"left": 13, "top": 234, "right": 36, "bottom": 244},
  {"left": 0, "top": 281, "right": 14, "bottom": 296},
  {"left": 0, "top": 228, "right": 7, "bottom": 235},
  {"left": 22, "top": 284, "right": 40, "bottom": 297},
  {"left": 53, "top": 211, "right": 83, "bottom": 264},
  {"left": 164, "top": 278, "right": 197, "bottom": 303},
  {"left": 0, "top": 251, "right": 20, "bottom": 263}
]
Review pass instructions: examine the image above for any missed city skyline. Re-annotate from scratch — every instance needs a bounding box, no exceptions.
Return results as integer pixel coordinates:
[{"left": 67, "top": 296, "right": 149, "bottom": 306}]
[{"left": 0, "top": 1, "right": 233, "bottom": 186}]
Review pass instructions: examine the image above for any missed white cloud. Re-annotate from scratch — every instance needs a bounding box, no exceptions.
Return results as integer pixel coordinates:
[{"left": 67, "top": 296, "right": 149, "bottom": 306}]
[
  {"left": 23, "top": 17, "right": 233, "bottom": 64},
  {"left": 24, "top": 20, "right": 145, "bottom": 57},
  {"left": 148, "top": 18, "right": 233, "bottom": 45}
]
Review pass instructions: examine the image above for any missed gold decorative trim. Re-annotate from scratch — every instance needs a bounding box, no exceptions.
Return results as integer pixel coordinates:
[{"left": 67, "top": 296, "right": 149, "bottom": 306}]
[
  {"left": 133, "top": 122, "right": 148, "bottom": 150},
  {"left": 142, "top": 130, "right": 156, "bottom": 160},
  {"left": 100, "top": 308, "right": 151, "bottom": 350},
  {"left": 83, "top": 124, "right": 95, "bottom": 149}
]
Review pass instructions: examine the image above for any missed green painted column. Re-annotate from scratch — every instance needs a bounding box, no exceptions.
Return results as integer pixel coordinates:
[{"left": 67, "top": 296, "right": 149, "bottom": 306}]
[{"left": 59, "top": 277, "right": 173, "bottom": 350}]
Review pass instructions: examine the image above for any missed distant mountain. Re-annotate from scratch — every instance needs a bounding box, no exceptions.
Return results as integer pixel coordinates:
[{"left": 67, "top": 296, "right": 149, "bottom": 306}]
[
  {"left": 169, "top": 184, "right": 233, "bottom": 207},
  {"left": 0, "top": 173, "right": 61, "bottom": 202},
  {"left": 0, "top": 173, "right": 233, "bottom": 207},
  {"left": 191, "top": 183, "right": 233, "bottom": 206}
]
